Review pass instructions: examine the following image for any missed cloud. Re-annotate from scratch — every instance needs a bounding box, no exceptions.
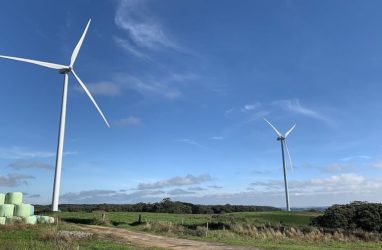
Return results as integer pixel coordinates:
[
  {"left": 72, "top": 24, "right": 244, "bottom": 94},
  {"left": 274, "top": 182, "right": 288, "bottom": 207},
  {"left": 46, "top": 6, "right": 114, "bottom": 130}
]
[
  {"left": 0, "top": 146, "right": 76, "bottom": 159},
  {"left": 250, "top": 173, "right": 368, "bottom": 196},
  {"left": 118, "top": 74, "right": 183, "bottom": 99},
  {"left": 138, "top": 174, "right": 213, "bottom": 190},
  {"left": 208, "top": 185, "right": 222, "bottom": 189},
  {"left": 115, "top": 116, "right": 141, "bottom": 126},
  {"left": 115, "top": 0, "right": 178, "bottom": 51},
  {"left": 167, "top": 188, "right": 195, "bottom": 195},
  {"left": 340, "top": 155, "right": 371, "bottom": 162},
  {"left": 8, "top": 160, "right": 52, "bottom": 170},
  {"left": 0, "top": 173, "right": 35, "bottom": 187},
  {"left": 272, "top": 99, "right": 332, "bottom": 124},
  {"left": 176, "top": 139, "right": 203, "bottom": 147},
  {"left": 114, "top": 37, "right": 149, "bottom": 59},
  {"left": 241, "top": 103, "right": 261, "bottom": 112},
  {"left": 188, "top": 187, "right": 207, "bottom": 191},
  {"left": 323, "top": 163, "right": 354, "bottom": 173},
  {"left": 84, "top": 81, "right": 122, "bottom": 96},
  {"left": 26, "top": 194, "right": 41, "bottom": 198},
  {"left": 60, "top": 189, "right": 164, "bottom": 203},
  {"left": 209, "top": 136, "right": 224, "bottom": 141}
]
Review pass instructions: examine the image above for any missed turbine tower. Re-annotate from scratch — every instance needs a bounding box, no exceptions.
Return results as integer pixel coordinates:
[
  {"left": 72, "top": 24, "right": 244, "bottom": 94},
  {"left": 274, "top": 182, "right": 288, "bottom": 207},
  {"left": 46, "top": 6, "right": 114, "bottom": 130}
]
[
  {"left": 0, "top": 19, "right": 110, "bottom": 211},
  {"left": 264, "top": 118, "right": 295, "bottom": 211}
]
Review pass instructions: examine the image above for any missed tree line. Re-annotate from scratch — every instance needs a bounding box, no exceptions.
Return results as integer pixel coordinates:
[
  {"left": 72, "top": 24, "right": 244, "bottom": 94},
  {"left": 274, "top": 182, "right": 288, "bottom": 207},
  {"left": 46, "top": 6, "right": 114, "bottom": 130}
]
[{"left": 35, "top": 198, "right": 280, "bottom": 214}]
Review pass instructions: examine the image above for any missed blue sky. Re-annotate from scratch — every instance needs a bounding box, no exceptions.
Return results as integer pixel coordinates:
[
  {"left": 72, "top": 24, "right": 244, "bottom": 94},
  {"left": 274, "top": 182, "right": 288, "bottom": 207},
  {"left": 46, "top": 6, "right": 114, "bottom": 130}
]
[{"left": 1, "top": 0, "right": 382, "bottom": 207}]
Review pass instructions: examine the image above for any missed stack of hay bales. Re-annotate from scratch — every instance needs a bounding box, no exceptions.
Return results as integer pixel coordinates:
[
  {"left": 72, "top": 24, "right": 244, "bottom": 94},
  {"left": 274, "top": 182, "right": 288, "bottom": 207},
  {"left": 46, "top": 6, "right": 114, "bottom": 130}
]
[{"left": 0, "top": 192, "right": 54, "bottom": 225}]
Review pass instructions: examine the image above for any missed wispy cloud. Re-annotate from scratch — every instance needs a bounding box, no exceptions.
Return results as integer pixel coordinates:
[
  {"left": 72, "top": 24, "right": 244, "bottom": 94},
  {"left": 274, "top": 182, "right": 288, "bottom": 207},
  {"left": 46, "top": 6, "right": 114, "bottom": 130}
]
[
  {"left": 115, "top": 116, "right": 141, "bottom": 126},
  {"left": 167, "top": 188, "right": 195, "bottom": 195},
  {"left": 340, "top": 155, "right": 371, "bottom": 162},
  {"left": 117, "top": 74, "right": 183, "bottom": 99},
  {"left": 250, "top": 173, "right": 367, "bottom": 195},
  {"left": 114, "top": 37, "right": 149, "bottom": 59},
  {"left": 114, "top": 0, "right": 179, "bottom": 53},
  {"left": 83, "top": 81, "right": 122, "bottom": 96},
  {"left": 0, "top": 173, "right": 35, "bottom": 187},
  {"left": 272, "top": 99, "right": 333, "bottom": 124},
  {"left": 138, "top": 174, "right": 213, "bottom": 190},
  {"left": 209, "top": 136, "right": 224, "bottom": 141},
  {"left": 60, "top": 189, "right": 164, "bottom": 204},
  {"left": 241, "top": 103, "right": 261, "bottom": 112},
  {"left": 8, "top": 160, "right": 52, "bottom": 170},
  {"left": 0, "top": 146, "right": 76, "bottom": 159}
]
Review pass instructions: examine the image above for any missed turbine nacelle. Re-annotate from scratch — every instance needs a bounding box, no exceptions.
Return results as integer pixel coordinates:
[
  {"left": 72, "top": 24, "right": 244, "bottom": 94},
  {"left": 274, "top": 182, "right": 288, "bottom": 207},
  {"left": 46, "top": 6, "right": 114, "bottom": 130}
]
[{"left": 59, "top": 67, "right": 72, "bottom": 74}]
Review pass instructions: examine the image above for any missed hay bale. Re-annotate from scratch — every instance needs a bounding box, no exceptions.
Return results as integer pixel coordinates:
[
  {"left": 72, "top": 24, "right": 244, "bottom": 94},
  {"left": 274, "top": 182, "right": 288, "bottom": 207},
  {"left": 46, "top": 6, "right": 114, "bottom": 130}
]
[
  {"left": 5, "top": 192, "right": 22, "bottom": 205},
  {"left": 30, "top": 205, "right": 34, "bottom": 216},
  {"left": 37, "top": 215, "right": 54, "bottom": 224},
  {"left": 0, "top": 204, "right": 15, "bottom": 218},
  {"left": 5, "top": 216, "right": 22, "bottom": 225},
  {"left": 23, "top": 215, "right": 37, "bottom": 225},
  {"left": 0, "top": 194, "right": 5, "bottom": 204},
  {"left": 0, "top": 217, "right": 5, "bottom": 225},
  {"left": 14, "top": 204, "right": 32, "bottom": 218}
]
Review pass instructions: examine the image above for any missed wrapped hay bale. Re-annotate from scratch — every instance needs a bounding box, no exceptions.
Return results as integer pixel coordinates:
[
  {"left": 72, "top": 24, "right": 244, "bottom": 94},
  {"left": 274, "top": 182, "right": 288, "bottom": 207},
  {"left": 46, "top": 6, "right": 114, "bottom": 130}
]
[
  {"left": 0, "top": 204, "right": 15, "bottom": 218},
  {"left": 14, "top": 204, "right": 32, "bottom": 218},
  {"left": 5, "top": 192, "right": 22, "bottom": 205},
  {"left": 5, "top": 216, "right": 22, "bottom": 225},
  {"left": 0, "top": 193, "right": 5, "bottom": 204},
  {"left": 37, "top": 215, "right": 54, "bottom": 224},
  {"left": 0, "top": 217, "right": 5, "bottom": 225},
  {"left": 23, "top": 215, "right": 37, "bottom": 225},
  {"left": 30, "top": 205, "right": 34, "bottom": 216}
]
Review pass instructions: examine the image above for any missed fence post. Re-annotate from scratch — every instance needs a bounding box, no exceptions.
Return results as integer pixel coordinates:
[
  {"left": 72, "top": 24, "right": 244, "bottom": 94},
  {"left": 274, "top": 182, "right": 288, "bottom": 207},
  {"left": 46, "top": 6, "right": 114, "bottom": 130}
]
[{"left": 206, "top": 222, "right": 209, "bottom": 237}]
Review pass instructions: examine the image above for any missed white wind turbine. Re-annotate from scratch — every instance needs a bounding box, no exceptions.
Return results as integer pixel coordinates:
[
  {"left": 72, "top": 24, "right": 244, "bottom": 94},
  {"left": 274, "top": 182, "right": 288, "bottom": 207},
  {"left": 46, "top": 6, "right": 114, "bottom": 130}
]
[
  {"left": 264, "top": 118, "right": 295, "bottom": 211},
  {"left": 0, "top": 19, "right": 110, "bottom": 211}
]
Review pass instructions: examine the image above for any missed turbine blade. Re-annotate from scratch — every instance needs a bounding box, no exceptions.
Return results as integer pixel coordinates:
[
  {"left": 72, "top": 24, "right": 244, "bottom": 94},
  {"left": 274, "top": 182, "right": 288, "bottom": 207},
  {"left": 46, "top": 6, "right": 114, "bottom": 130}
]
[
  {"left": 285, "top": 124, "right": 296, "bottom": 138},
  {"left": 0, "top": 55, "right": 66, "bottom": 70},
  {"left": 264, "top": 118, "right": 283, "bottom": 137},
  {"left": 70, "top": 19, "right": 91, "bottom": 67},
  {"left": 284, "top": 140, "right": 293, "bottom": 171},
  {"left": 71, "top": 70, "right": 110, "bottom": 128}
]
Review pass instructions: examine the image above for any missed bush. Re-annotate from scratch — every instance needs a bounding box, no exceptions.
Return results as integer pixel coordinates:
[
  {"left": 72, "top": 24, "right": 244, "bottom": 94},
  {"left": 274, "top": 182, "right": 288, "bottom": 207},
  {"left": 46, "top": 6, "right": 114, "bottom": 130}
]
[{"left": 312, "top": 201, "right": 382, "bottom": 232}]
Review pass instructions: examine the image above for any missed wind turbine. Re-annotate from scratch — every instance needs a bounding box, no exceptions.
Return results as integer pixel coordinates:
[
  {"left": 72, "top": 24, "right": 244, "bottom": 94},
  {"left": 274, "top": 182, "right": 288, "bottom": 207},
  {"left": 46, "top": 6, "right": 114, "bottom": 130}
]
[
  {"left": 264, "top": 118, "right": 295, "bottom": 211},
  {"left": 0, "top": 19, "right": 110, "bottom": 212}
]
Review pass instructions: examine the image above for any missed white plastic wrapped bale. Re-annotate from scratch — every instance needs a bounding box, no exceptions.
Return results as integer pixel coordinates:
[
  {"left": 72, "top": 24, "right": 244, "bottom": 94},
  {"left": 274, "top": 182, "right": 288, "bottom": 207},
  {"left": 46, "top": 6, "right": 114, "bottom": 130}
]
[
  {"left": 0, "top": 217, "right": 5, "bottom": 225},
  {"left": 22, "top": 215, "right": 37, "bottom": 225},
  {"left": 14, "top": 204, "right": 32, "bottom": 218},
  {"left": 0, "top": 204, "right": 15, "bottom": 218},
  {"left": 0, "top": 193, "right": 5, "bottom": 204},
  {"left": 5, "top": 192, "right": 22, "bottom": 205},
  {"left": 37, "top": 215, "right": 55, "bottom": 224},
  {"left": 5, "top": 216, "right": 22, "bottom": 225}
]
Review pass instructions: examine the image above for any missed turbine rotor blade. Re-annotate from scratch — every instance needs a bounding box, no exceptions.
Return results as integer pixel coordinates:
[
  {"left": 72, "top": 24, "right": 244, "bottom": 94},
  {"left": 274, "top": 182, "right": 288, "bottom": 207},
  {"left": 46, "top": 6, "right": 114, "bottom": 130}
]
[
  {"left": 264, "top": 118, "right": 283, "bottom": 137},
  {"left": 284, "top": 140, "right": 293, "bottom": 171},
  {"left": 70, "top": 19, "right": 91, "bottom": 67},
  {"left": 0, "top": 55, "right": 66, "bottom": 70},
  {"left": 285, "top": 124, "right": 296, "bottom": 138},
  {"left": 71, "top": 70, "right": 110, "bottom": 128}
]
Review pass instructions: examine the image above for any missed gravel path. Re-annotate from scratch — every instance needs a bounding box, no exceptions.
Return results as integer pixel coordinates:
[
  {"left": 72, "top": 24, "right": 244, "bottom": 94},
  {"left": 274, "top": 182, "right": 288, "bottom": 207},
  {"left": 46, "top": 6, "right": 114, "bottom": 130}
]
[{"left": 80, "top": 224, "right": 261, "bottom": 250}]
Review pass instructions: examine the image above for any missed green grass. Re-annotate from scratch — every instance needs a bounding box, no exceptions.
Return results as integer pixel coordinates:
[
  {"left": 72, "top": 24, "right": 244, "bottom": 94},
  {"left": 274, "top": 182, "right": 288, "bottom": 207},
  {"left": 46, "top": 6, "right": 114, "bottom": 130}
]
[
  {"left": 0, "top": 223, "right": 144, "bottom": 249},
  {"left": 30, "top": 211, "right": 382, "bottom": 250}
]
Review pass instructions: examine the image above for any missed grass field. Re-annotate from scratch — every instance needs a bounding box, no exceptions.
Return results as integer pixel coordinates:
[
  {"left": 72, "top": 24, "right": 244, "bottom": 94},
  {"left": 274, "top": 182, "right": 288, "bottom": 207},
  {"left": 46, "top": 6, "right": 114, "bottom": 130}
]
[
  {"left": 51, "top": 211, "right": 382, "bottom": 250},
  {"left": 0, "top": 222, "right": 143, "bottom": 249}
]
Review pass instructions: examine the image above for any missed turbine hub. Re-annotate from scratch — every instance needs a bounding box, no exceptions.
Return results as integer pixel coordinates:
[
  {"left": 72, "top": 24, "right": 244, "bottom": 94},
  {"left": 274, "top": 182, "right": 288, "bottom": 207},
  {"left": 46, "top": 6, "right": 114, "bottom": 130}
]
[{"left": 59, "top": 67, "right": 72, "bottom": 74}]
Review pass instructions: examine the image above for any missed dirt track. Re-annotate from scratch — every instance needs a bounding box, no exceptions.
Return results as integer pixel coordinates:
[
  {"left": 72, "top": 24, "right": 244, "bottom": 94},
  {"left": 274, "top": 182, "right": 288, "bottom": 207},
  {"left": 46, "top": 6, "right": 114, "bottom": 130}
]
[{"left": 80, "top": 224, "right": 261, "bottom": 250}]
